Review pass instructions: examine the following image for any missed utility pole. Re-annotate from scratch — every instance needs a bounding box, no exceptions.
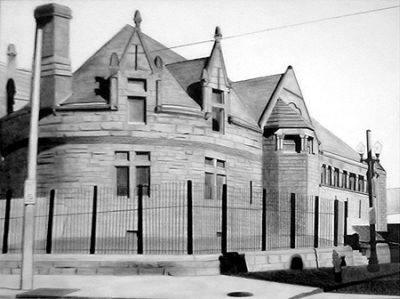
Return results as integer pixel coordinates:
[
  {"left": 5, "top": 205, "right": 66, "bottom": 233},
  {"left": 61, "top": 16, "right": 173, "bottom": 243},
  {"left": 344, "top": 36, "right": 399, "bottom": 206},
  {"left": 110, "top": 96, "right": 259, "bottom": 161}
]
[{"left": 21, "top": 25, "right": 42, "bottom": 290}]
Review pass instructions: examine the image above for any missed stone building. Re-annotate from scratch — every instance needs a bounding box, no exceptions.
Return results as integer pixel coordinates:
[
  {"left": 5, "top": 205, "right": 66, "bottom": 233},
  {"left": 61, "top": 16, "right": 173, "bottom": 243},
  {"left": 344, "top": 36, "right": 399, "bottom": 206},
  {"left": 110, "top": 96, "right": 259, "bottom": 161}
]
[{"left": 0, "top": 3, "right": 387, "bottom": 233}]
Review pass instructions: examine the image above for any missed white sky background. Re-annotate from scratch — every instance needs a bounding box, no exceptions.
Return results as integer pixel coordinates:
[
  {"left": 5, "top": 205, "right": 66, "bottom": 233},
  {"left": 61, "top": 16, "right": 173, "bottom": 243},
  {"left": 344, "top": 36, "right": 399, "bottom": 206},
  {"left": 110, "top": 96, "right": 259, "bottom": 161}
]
[{"left": 0, "top": 0, "right": 399, "bottom": 188}]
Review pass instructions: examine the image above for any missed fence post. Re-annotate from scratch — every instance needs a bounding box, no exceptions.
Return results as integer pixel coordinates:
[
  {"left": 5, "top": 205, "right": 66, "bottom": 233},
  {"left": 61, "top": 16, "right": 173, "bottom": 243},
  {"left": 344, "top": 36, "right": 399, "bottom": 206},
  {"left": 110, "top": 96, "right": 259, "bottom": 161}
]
[
  {"left": 2, "top": 190, "right": 12, "bottom": 254},
  {"left": 46, "top": 189, "right": 55, "bottom": 254},
  {"left": 290, "top": 193, "right": 296, "bottom": 249},
  {"left": 334, "top": 199, "right": 339, "bottom": 246},
  {"left": 344, "top": 200, "right": 348, "bottom": 241},
  {"left": 314, "top": 196, "right": 319, "bottom": 248},
  {"left": 90, "top": 186, "right": 98, "bottom": 254},
  {"left": 249, "top": 181, "right": 253, "bottom": 204},
  {"left": 187, "top": 180, "right": 193, "bottom": 255},
  {"left": 262, "top": 189, "right": 267, "bottom": 251},
  {"left": 221, "top": 184, "right": 227, "bottom": 254},
  {"left": 137, "top": 185, "right": 143, "bottom": 254}
]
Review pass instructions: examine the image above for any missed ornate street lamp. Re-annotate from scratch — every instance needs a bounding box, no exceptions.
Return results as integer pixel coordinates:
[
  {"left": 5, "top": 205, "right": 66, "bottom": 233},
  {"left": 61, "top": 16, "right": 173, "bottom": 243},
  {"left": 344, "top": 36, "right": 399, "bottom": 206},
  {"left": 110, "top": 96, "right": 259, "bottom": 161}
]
[{"left": 356, "top": 130, "right": 382, "bottom": 272}]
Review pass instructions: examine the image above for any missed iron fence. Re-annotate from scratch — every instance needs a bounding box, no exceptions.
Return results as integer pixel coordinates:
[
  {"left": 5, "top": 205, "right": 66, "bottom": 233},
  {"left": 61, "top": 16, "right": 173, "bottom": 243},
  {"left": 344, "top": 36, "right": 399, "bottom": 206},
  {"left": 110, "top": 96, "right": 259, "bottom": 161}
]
[{"left": 0, "top": 182, "right": 344, "bottom": 255}]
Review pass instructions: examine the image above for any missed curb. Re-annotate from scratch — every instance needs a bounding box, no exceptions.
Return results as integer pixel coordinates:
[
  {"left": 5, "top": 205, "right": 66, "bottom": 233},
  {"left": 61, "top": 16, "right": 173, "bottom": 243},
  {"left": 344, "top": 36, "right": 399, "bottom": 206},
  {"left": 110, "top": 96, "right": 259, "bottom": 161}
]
[{"left": 288, "top": 288, "right": 324, "bottom": 299}]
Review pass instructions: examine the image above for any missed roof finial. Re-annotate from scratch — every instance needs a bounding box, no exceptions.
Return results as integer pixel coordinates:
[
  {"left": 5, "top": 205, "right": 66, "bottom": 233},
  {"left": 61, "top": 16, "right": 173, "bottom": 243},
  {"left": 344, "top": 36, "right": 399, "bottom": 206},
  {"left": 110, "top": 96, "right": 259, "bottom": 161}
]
[
  {"left": 7, "top": 44, "right": 17, "bottom": 57},
  {"left": 134, "top": 10, "right": 142, "bottom": 29},
  {"left": 214, "top": 26, "right": 222, "bottom": 42}
]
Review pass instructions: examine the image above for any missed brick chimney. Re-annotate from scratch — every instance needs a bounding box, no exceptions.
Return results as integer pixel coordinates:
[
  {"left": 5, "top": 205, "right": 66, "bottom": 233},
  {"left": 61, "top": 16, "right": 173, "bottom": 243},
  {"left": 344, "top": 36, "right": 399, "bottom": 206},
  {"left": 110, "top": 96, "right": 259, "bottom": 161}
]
[{"left": 34, "top": 3, "right": 72, "bottom": 109}]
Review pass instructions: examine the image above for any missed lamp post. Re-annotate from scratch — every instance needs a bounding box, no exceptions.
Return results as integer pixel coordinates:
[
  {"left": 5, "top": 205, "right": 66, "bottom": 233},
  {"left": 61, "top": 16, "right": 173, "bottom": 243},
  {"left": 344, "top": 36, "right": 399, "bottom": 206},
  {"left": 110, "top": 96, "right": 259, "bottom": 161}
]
[
  {"left": 21, "top": 23, "right": 42, "bottom": 290},
  {"left": 356, "top": 130, "right": 382, "bottom": 273}
]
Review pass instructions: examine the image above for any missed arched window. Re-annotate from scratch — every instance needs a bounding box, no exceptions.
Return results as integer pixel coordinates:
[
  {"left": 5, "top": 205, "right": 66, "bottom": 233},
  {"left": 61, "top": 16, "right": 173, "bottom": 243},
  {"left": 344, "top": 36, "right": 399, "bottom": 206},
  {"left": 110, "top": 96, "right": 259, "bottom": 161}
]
[
  {"left": 334, "top": 168, "right": 340, "bottom": 187},
  {"left": 327, "top": 166, "right": 332, "bottom": 185},
  {"left": 321, "top": 164, "right": 326, "bottom": 184},
  {"left": 6, "top": 79, "right": 16, "bottom": 115}
]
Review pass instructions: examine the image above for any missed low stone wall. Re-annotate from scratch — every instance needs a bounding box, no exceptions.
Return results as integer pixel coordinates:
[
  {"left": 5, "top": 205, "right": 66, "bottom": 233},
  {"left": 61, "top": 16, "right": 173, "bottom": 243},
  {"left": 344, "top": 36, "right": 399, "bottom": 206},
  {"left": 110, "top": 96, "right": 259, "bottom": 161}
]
[
  {"left": 244, "top": 246, "right": 354, "bottom": 272},
  {"left": 0, "top": 254, "right": 220, "bottom": 276},
  {"left": 0, "top": 245, "right": 390, "bottom": 276}
]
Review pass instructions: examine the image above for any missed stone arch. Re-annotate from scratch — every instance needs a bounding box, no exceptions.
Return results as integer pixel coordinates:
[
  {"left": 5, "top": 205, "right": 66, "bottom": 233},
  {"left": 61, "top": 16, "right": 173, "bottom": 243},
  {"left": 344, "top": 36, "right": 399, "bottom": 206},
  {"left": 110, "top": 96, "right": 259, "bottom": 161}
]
[{"left": 290, "top": 254, "right": 304, "bottom": 270}]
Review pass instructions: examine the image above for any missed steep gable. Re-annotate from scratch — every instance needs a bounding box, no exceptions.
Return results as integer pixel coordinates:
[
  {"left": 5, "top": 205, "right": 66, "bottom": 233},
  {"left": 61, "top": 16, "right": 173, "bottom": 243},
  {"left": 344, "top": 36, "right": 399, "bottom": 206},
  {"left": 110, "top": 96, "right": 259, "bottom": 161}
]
[
  {"left": 119, "top": 29, "right": 154, "bottom": 72},
  {"left": 204, "top": 27, "right": 230, "bottom": 89},
  {"left": 259, "top": 66, "right": 313, "bottom": 129},
  {"left": 64, "top": 24, "right": 185, "bottom": 106}
]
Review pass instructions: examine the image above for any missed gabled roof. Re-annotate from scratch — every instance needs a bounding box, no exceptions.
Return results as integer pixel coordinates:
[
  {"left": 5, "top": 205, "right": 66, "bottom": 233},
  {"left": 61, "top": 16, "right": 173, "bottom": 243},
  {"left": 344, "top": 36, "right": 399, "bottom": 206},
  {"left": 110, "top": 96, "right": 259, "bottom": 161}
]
[
  {"left": 166, "top": 57, "right": 208, "bottom": 92},
  {"left": 265, "top": 99, "right": 313, "bottom": 129},
  {"left": 312, "top": 118, "right": 361, "bottom": 162},
  {"left": 231, "top": 74, "right": 283, "bottom": 122},
  {"left": 63, "top": 24, "right": 186, "bottom": 106}
]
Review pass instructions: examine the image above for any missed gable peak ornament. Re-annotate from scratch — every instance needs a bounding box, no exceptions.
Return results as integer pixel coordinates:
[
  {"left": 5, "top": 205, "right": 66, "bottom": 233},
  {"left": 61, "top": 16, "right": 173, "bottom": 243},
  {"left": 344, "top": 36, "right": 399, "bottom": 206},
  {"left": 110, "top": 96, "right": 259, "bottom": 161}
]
[
  {"left": 134, "top": 10, "right": 142, "bottom": 29},
  {"left": 214, "top": 26, "right": 222, "bottom": 42}
]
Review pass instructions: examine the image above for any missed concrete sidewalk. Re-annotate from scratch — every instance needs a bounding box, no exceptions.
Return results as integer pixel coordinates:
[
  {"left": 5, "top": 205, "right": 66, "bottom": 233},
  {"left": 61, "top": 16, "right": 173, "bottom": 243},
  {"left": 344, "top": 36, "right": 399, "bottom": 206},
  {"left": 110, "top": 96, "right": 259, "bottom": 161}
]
[{"left": 0, "top": 274, "right": 397, "bottom": 299}]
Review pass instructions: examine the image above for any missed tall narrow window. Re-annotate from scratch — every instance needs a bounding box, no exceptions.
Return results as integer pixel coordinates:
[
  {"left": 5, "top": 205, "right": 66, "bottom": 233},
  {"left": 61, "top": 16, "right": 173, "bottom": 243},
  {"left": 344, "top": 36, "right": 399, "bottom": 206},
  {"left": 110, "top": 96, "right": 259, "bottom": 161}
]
[
  {"left": 6, "top": 79, "right": 16, "bottom": 115},
  {"left": 204, "top": 172, "right": 213, "bottom": 199},
  {"left": 334, "top": 168, "right": 340, "bottom": 187},
  {"left": 358, "top": 175, "right": 365, "bottom": 192},
  {"left": 128, "top": 96, "right": 146, "bottom": 123},
  {"left": 212, "top": 107, "right": 224, "bottom": 132},
  {"left": 307, "top": 137, "right": 313, "bottom": 154},
  {"left": 321, "top": 164, "right": 326, "bottom": 184},
  {"left": 342, "top": 171, "right": 347, "bottom": 189},
  {"left": 204, "top": 157, "right": 226, "bottom": 200},
  {"left": 349, "top": 173, "right": 356, "bottom": 190},
  {"left": 116, "top": 166, "right": 129, "bottom": 197},
  {"left": 212, "top": 89, "right": 223, "bottom": 104},
  {"left": 327, "top": 166, "right": 332, "bottom": 186},
  {"left": 136, "top": 166, "right": 150, "bottom": 196}
]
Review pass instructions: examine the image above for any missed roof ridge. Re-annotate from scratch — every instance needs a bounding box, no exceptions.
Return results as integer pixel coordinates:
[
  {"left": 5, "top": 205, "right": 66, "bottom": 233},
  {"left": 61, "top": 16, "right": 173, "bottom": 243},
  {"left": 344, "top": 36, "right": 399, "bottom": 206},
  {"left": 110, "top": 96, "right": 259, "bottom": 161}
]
[{"left": 233, "top": 73, "right": 283, "bottom": 84}]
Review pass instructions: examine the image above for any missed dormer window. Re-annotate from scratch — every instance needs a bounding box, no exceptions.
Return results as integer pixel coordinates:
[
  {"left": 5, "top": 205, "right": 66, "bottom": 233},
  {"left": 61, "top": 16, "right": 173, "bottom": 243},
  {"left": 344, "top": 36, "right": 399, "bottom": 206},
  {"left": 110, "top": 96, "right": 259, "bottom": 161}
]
[
  {"left": 212, "top": 89, "right": 223, "bottom": 104},
  {"left": 212, "top": 107, "right": 224, "bottom": 132}
]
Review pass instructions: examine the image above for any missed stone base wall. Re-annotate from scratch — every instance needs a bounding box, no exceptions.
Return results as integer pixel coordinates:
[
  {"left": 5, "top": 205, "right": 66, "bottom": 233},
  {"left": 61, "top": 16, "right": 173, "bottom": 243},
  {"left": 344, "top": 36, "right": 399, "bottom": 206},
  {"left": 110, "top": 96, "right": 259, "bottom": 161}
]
[
  {"left": 245, "top": 246, "right": 354, "bottom": 272},
  {"left": 0, "top": 254, "right": 220, "bottom": 276}
]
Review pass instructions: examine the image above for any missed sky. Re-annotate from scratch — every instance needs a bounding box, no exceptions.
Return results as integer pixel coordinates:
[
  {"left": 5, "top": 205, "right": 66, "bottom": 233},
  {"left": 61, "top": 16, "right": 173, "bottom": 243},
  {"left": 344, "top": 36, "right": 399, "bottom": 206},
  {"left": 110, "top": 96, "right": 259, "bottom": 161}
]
[{"left": 0, "top": 0, "right": 399, "bottom": 188}]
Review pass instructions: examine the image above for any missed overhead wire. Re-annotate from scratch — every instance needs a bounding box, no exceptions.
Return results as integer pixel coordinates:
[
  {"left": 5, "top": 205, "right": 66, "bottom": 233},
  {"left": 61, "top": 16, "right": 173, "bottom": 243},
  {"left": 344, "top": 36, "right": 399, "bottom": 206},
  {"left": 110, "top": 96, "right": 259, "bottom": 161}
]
[{"left": 148, "top": 5, "right": 399, "bottom": 54}]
